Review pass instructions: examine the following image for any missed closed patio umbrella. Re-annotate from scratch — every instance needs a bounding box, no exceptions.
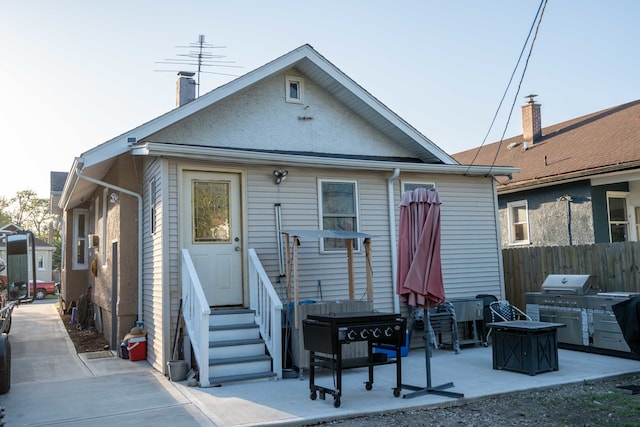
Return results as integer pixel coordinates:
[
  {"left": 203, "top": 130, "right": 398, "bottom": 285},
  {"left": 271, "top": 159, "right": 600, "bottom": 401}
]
[
  {"left": 396, "top": 188, "right": 463, "bottom": 399},
  {"left": 396, "top": 188, "right": 445, "bottom": 308}
]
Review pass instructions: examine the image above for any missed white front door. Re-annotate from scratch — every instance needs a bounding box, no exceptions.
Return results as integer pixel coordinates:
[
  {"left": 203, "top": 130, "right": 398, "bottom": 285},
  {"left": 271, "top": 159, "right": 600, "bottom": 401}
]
[{"left": 182, "top": 170, "right": 243, "bottom": 307}]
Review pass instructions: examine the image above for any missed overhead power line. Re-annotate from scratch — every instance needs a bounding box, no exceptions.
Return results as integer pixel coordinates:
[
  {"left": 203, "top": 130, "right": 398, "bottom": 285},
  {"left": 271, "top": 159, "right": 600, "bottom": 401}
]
[{"left": 465, "top": 0, "right": 549, "bottom": 177}]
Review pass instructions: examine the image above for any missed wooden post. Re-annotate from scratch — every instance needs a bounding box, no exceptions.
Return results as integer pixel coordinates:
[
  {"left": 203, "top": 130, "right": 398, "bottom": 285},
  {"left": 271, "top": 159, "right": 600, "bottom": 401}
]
[
  {"left": 346, "top": 238, "right": 354, "bottom": 299},
  {"left": 284, "top": 233, "right": 291, "bottom": 302},
  {"left": 365, "top": 238, "right": 373, "bottom": 300},
  {"left": 294, "top": 236, "right": 300, "bottom": 329}
]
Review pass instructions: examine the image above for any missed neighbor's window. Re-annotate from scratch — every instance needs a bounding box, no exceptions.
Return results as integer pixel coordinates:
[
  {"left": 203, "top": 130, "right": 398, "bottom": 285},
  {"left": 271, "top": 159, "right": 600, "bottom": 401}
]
[
  {"left": 607, "top": 191, "right": 629, "bottom": 242},
  {"left": 635, "top": 207, "right": 640, "bottom": 241},
  {"left": 73, "top": 209, "right": 89, "bottom": 269},
  {"left": 285, "top": 75, "right": 303, "bottom": 103},
  {"left": 37, "top": 254, "right": 45, "bottom": 270},
  {"left": 402, "top": 182, "right": 436, "bottom": 193},
  {"left": 507, "top": 200, "right": 530, "bottom": 245},
  {"left": 319, "top": 179, "right": 359, "bottom": 251}
]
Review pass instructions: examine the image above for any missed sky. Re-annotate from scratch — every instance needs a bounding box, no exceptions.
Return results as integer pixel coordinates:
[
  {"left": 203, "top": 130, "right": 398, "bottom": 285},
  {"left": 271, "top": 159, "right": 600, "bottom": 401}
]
[{"left": 1, "top": 1, "right": 638, "bottom": 199}]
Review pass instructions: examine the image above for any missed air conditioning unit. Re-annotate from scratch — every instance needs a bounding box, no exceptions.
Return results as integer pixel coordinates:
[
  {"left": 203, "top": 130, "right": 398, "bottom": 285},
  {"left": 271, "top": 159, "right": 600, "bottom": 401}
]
[{"left": 88, "top": 234, "right": 99, "bottom": 249}]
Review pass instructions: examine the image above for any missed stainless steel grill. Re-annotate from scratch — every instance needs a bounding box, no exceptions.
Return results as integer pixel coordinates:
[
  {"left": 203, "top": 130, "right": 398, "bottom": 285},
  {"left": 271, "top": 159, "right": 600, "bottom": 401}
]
[{"left": 526, "top": 275, "right": 639, "bottom": 357}]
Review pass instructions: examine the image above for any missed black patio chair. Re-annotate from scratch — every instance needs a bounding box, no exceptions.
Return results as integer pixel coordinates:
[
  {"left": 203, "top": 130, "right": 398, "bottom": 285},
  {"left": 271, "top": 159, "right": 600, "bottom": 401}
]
[{"left": 486, "top": 300, "right": 532, "bottom": 342}]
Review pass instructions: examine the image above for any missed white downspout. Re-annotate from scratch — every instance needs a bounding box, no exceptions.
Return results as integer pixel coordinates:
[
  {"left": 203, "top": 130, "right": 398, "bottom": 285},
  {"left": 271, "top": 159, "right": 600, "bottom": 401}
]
[
  {"left": 75, "top": 161, "right": 144, "bottom": 327},
  {"left": 387, "top": 168, "right": 401, "bottom": 313}
]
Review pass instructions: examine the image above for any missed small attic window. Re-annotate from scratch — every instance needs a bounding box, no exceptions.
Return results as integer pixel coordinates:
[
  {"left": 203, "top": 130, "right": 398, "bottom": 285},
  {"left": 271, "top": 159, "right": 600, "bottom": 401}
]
[{"left": 285, "top": 75, "right": 303, "bottom": 103}]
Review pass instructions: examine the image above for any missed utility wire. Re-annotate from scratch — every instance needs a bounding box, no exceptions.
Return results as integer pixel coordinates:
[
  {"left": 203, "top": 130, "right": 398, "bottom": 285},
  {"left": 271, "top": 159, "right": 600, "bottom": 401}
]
[{"left": 464, "top": 0, "right": 549, "bottom": 176}]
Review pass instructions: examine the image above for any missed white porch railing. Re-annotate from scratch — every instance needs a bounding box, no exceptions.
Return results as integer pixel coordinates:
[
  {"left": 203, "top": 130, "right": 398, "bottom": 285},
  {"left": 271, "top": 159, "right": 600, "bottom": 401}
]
[
  {"left": 181, "top": 249, "right": 212, "bottom": 387},
  {"left": 248, "top": 248, "right": 283, "bottom": 379}
]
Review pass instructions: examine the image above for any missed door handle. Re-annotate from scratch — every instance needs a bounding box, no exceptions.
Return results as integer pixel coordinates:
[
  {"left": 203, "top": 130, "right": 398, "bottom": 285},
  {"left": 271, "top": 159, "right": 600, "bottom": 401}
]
[{"left": 235, "top": 246, "right": 240, "bottom": 251}]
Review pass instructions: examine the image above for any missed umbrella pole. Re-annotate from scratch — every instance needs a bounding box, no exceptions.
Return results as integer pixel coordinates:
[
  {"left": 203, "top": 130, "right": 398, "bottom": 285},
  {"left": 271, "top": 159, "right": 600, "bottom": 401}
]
[{"left": 402, "top": 310, "right": 464, "bottom": 399}]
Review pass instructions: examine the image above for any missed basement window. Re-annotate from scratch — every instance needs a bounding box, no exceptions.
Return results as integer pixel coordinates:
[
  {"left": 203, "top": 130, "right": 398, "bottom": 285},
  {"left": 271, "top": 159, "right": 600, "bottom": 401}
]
[{"left": 285, "top": 75, "right": 303, "bottom": 103}]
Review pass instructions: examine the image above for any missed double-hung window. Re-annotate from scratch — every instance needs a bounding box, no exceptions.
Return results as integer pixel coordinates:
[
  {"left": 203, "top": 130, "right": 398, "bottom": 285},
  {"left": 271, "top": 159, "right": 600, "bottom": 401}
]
[
  {"left": 73, "top": 209, "right": 89, "bottom": 269},
  {"left": 607, "top": 191, "right": 629, "bottom": 242},
  {"left": 319, "top": 179, "right": 359, "bottom": 251},
  {"left": 507, "top": 200, "right": 530, "bottom": 245}
]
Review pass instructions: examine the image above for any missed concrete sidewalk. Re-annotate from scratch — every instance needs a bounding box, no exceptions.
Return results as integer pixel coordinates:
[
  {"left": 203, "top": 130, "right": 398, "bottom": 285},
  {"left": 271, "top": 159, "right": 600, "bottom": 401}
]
[{"left": 1, "top": 300, "right": 639, "bottom": 426}]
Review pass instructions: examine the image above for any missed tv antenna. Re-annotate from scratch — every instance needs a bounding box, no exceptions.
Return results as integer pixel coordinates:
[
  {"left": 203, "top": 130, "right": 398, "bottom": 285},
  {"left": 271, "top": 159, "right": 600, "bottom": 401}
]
[{"left": 155, "top": 35, "right": 242, "bottom": 97}]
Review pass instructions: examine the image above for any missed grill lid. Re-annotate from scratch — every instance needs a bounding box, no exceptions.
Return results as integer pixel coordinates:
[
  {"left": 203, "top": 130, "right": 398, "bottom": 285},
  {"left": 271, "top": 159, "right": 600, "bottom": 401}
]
[{"left": 541, "top": 274, "right": 593, "bottom": 294}]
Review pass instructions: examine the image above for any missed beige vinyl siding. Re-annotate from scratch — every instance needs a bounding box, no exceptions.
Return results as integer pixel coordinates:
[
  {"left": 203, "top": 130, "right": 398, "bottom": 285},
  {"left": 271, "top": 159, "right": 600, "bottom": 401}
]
[
  {"left": 246, "top": 166, "right": 396, "bottom": 312},
  {"left": 396, "top": 174, "right": 504, "bottom": 300},
  {"left": 141, "top": 157, "right": 166, "bottom": 372},
  {"left": 438, "top": 176, "right": 504, "bottom": 298}
]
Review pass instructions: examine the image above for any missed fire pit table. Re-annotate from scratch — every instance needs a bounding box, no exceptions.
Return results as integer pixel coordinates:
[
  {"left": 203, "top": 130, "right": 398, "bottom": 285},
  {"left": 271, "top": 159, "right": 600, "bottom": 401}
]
[{"left": 487, "top": 320, "right": 565, "bottom": 376}]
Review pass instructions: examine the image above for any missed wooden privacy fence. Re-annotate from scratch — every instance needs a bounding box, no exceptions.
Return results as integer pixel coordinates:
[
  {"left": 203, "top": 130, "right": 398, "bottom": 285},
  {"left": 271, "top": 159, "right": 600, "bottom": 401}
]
[{"left": 502, "top": 241, "right": 640, "bottom": 310}]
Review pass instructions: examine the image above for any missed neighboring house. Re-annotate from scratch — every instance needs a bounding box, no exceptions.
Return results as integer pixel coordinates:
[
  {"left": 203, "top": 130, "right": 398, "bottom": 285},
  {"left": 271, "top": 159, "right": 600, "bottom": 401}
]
[
  {"left": 454, "top": 97, "right": 640, "bottom": 248},
  {"left": 57, "top": 44, "right": 514, "bottom": 385},
  {"left": 0, "top": 223, "right": 56, "bottom": 282}
]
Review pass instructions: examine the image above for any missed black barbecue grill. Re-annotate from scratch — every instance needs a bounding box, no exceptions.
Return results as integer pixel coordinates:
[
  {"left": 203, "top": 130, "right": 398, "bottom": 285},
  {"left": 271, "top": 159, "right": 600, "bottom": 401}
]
[{"left": 303, "top": 312, "right": 406, "bottom": 408}]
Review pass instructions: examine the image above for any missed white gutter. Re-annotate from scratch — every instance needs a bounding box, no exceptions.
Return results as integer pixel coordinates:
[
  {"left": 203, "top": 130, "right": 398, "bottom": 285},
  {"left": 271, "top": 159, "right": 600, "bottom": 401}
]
[
  {"left": 387, "top": 168, "right": 401, "bottom": 313},
  {"left": 131, "top": 142, "right": 518, "bottom": 177},
  {"left": 74, "top": 159, "right": 144, "bottom": 328}
]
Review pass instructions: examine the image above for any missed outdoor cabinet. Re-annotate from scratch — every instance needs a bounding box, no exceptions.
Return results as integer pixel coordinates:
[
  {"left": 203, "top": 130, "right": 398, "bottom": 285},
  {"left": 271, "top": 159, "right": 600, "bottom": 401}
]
[{"left": 488, "top": 321, "right": 565, "bottom": 376}]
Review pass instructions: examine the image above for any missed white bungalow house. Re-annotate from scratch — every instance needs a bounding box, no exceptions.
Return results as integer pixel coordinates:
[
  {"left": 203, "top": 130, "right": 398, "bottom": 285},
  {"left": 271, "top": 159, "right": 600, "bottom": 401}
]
[{"left": 58, "top": 44, "right": 516, "bottom": 386}]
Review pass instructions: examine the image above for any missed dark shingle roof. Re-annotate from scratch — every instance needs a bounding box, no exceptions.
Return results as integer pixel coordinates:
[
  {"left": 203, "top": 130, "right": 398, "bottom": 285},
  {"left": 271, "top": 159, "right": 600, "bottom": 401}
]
[
  {"left": 50, "top": 171, "right": 68, "bottom": 194},
  {"left": 453, "top": 100, "right": 640, "bottom": 190}
]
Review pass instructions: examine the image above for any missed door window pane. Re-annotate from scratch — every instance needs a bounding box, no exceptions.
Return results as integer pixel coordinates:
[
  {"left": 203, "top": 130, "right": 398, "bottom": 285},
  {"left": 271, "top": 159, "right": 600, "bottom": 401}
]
[{"left": 192, "top": 180, "right": 230, "bottom": 242}]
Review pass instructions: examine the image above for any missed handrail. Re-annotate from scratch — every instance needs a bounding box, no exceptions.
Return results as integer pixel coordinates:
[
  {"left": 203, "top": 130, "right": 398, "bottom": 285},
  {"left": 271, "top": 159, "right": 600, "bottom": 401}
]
[
  {"left": 180, "top": 249, "right": 211, "bottom": 387},
  {"left": 248, "top": 248, "right": 283, "bottom": 379}
]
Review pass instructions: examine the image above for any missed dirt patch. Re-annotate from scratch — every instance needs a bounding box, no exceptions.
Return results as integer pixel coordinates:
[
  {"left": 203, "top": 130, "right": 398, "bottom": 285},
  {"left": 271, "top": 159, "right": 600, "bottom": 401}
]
[
  {"left": 58, "top": 305, "right": 111, "bottom": 353},
  {"left": 305, "top": 373, "right": 640, "bottom": 427}
]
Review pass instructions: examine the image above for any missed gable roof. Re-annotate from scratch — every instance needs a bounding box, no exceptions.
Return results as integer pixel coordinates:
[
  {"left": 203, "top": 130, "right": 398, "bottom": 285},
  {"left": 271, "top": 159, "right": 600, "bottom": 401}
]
[
  {"left": 61, "top": 44, "right": 515, "bottom": 209},
  {"left": 453, "top": 100, "right": 640, "bottom": 193}
]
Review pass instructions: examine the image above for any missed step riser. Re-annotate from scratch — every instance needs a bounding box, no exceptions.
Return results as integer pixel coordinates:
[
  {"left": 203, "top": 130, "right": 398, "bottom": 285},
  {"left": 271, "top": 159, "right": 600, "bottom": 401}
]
[
  {"left": 209, "top": 360, "right": 272, "bottom": 377},
  {"left": 210, "top": 343, "right": 264, "bottom": 359},
  {"left": 210, "top": 328, "right": 260, "bottom": 342},
  {"left": 210, "top": 312, "right": 255, "bottom": 326}
]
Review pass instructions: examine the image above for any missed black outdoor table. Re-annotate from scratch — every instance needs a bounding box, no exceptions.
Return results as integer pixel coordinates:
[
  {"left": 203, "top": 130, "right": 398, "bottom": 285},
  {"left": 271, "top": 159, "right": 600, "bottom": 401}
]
[{"left": 486, "top": 320, "right": 566, "bottom": 376}]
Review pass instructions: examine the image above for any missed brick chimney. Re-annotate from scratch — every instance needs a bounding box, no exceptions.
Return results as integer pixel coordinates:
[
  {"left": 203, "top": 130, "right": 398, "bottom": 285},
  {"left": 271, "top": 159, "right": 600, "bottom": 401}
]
[
  {"left": 522, "top": 94, "right": 542, "bottom": 147},
  {"left": 176, "top": 71, "right": 196, "bottom": 107}
]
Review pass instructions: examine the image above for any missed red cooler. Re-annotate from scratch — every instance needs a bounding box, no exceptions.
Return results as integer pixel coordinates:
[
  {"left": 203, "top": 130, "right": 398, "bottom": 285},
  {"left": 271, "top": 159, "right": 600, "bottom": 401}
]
[{"left": 127, "top": 336, "right": 146, "bottom": 361}]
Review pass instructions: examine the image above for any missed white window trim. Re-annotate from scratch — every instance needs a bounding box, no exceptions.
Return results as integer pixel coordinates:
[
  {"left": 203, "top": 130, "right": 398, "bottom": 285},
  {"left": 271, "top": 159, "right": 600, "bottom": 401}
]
[
  {"left": 37, "top": 254, "right": 46, "bottom": 271},
  {"left": 507, "top": 200, "right": 530, "bottom": 246},
  {"left": 606, "top": 191, "right": 630, "bottom": 242},
  {"left": 285, "top": 75, "right": 304, "bottom": 103},
  {"left": 73, "top": 209, "right": 89, "bottom": 270},
  {"left": 318, "top": 178, "right": 360, "bottom": 253}
]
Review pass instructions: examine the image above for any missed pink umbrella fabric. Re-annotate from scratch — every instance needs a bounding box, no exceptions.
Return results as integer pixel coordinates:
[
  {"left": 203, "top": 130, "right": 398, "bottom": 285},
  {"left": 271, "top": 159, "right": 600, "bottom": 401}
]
[{"left": 396, "top": 188, "right": 445, "bottom": 308}]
